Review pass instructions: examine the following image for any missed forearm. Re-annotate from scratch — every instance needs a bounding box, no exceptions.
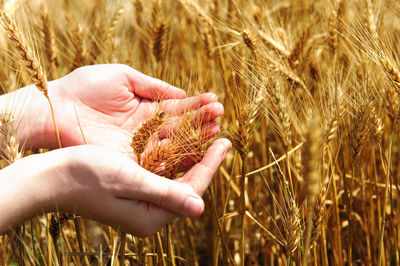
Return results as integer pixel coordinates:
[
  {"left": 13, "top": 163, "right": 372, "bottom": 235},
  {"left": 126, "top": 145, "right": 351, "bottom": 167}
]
[
  {"left": 0, "top": 84, "right": 56, "bottom": 150},
  {"left": 0, "top": 151, "right": 64, "bottom": 233}
]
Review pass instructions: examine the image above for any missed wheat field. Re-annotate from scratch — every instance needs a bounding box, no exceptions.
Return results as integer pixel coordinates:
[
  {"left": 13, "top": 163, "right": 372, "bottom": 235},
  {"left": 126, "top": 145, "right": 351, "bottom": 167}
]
[{"left": 0, "top": 0, "right": 399, "bottom": 265}]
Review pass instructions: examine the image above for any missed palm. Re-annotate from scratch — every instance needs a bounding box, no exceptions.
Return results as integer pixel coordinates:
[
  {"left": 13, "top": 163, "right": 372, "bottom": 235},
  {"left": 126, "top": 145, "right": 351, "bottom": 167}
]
[{"left": 51, "top": 65, "right": 222, "bottom": 159}]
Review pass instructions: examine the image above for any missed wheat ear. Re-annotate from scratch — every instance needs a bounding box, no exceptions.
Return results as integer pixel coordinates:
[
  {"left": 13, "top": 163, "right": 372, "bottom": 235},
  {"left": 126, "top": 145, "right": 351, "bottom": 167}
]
[
  {"left": 302, "top": 118, "right": 322, "bottom": 264},
  {"left": 140, "top": 111, "right": 206, "bottom": 179},
  {"left": 378, "top": 54, "right": 400, "bottom": 95},
  {"left": 241, "top": 28, "right": 257, "bottom": 52},
  {"left": 1, "top": 112, "right": 24, "bottom": 265},
  {"left": 179, "top": 0, "right": 213, "bottom": 27},
  {"left": 70, "top": 24, "right": 85, "bottom": 71},
  {"left": 131, "top": 110, "right": 165, "bottom": 161},
  {"left": 106, "top": 6, "right": 124, "bottom": 41},
  {"left": 0, "top": 112, "right": 22, "bottom": 164},
  {"left": 40, "top": 6, "right": 58, "bottom": 79},
  {"left": 152, "top": 22, "right": 168, "bottom": 63},
  {"left": 351, "top": 103, "right": 373, "bottom": 162},
  {"left": 0, "top": 10, "right": 62, "bottom": 148},
  {"left": 258, "top": 29, "right": 290, "bottom": 57}
]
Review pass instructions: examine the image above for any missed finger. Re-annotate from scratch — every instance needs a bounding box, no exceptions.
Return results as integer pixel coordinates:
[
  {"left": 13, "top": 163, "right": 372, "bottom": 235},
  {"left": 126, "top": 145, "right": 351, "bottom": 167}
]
[
  {"left": 158, "top": 102, "right": 224, "bottom": 138},
  {"left": 176, "top": 138, "right": 232, "bottom": 195},
  {"left": 122, "top": 65, "right": 186, "bottom": 100},
  {"left": 81, "top": 194, "right": 177, "bottom": 237},
  {"left": 118, "top": 164, "right": 205, "bottom": 218},
  {"left": 159, "top": 93, "right": 218, "bottom": 114},
  {"left": 191, "top": 102, "right": 224, "bottom": 121},
  {"left": 108, "top": 199, "right": 177, "bottom": 237}
]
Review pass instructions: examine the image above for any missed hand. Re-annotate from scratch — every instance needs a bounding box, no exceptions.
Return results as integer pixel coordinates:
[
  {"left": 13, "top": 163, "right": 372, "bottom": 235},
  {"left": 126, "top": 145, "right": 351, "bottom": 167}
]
[
  {"left": 13, "top": 64, "right": 223, "bottom": 154},
  {"left": 0, "top": 139, "right": 231, "bottom": 236}
]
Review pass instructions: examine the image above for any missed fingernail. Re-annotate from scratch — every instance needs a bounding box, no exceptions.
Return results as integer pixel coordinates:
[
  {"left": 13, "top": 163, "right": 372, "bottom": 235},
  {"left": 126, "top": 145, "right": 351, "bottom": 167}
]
[
  {"left": 209, "top": 92, "right": 218, "bottom": 99},
  {"left": 183, "top": 196, "right": 204, "bottom": 217},
  {"left": 218, "top": 139, "right": 232, "bottom": 159},
  {"left": 204, "top": 92, "right": 218, "bottom": 101},
  {"left": 220, "top": 138, "right": 232, "bottom": 149},
  {"left": 177, "top": 88, "right": 186, "bottom": 97},
  {"left": 179, "top": 88, "right": 186, "bottom": 94},
  {"left": 213, "top": 102, "right": 224, "bottom": 113}
]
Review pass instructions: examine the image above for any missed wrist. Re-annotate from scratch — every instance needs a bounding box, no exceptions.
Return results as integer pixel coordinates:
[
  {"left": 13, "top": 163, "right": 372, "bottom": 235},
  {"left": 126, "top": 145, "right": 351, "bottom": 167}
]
[{"left": 0, "top": 82, "right": 61, "bottom": 150}]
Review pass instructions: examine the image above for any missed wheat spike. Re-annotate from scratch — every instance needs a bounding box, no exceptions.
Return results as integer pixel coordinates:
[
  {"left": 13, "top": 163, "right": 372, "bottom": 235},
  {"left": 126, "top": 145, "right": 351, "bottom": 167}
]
[
  {"left": 106, "top": 6, "right": 124, "bottom": 41},
  {"left": 201, "top": 25, "right": 214, "bottom": 58},
  {"left": 231, "top": 104, "right": 252, "bottom": 157},
  {"left": 180, "top": 0, "right": 213, "bottom": 26},
  {"left": 1, "top": 112, "right": 23, "bottom": 264},
  {"left": 0, "top": 113, "right": 22, "bottom": 164},
  {"left": 131, "top": 110, "right": 165, "bottom": 159},
  {"left": 171, "top": 118, "right": 205, "bottom": 163},
  {"left": 328, "top": 10, "right": 338, "bottom": 56},
  {"left": 70, "top": 24, "right": 85, "bottom": 71},
  {"left": 141, "top": 140, "right": 178, "bottom": 178},
  {"left": 40, "top": 6, "right": 58, "bottom": 79},
  {"left": 379, "top": 55, "right": 400, "bottom": 94},
  {"left": 1, "top": 10, "right": 63, "bottom": 148},
  {"left": 141, "top": 112, "right": 206, "bottom": 179},
  {"left": 284, "top": 204, "right": 300, "bottom": 254},
  {"left": 337, "top": 0, "right": 348, "bottom": 34},
  {"left": 269, "top": 80, "right": 292, "bottom": 150},
  {"left": 258, "top": 29, "right": 290, "bottom": 57},
  {"left": 1, "top": 10, "right": 48, "bottom": 95},
  {"left": 323, "top": 115, "right": 338, "bottom": 144},
  {"left": 302, "top": 118, "right": 321, "bottom": 208},
  {"left": 49, "top": 213, "right": 73, "bottom": 247},
  {"left": 310, "top": 184, "right": 328, "bottom": 246},
  {"left": 302, "top": 118, "right": 322, "bottom": 262},
  {"left": 288, "top": 19, "right": 315, "bottom": 69},
  {"left": 351, "top": 103, "right": 373, "bottom": 162},
  {"left": 241, "top": 28, "right": 257, "bottom": 52},
  {"left": 0, "top": 113, "right": 21, "bottom": 167},
  {"left": 152, "top": 22, "right": 168, "bottom": 62},
  {"left": 133, "top": 0, "right": 143, "bottom": 26},
  {"left": 366, "top": 0, "right": 379, "bottom": 43}
]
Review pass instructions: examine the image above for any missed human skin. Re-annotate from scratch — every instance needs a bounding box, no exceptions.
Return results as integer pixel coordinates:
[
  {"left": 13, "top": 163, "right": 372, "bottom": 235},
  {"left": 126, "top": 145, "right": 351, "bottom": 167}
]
[{"left": 0, "top": 64, "right": 231, "bottom": 236}]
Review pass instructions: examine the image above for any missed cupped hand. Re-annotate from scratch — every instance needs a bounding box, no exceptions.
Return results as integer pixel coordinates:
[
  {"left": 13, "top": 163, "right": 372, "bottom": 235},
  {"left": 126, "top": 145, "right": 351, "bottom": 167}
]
[
  {"left": 0, "top": 139, "right": 231, "bottom": 236},
  {"left": 32, "top": 64, "right": 223, "bottom": 155}
]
